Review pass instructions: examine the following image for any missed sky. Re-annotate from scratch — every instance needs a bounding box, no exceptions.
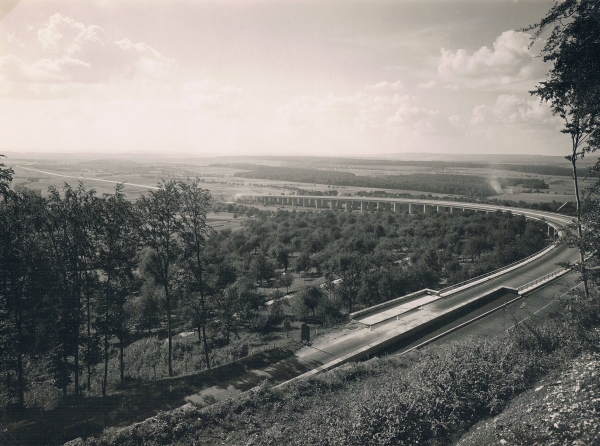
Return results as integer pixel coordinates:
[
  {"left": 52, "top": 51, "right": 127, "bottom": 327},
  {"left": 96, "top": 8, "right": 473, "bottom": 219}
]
[{"left": 0, "top": 0, "right": 571, "bottom": 158}]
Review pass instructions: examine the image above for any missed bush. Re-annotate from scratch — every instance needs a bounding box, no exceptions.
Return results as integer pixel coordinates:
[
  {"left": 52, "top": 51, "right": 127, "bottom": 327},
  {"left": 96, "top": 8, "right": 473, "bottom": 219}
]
[{"left": 78, "top": 290, "right": 600, "bottom": 446}]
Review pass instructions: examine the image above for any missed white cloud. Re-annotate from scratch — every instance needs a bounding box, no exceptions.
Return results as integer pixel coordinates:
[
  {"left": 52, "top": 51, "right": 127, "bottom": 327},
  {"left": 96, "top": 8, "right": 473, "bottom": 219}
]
[
  {"left": 470, "top": 94, "right": 559, "bottom": 128},
  {"left": 278, "top": 87, "right": 462, "bottom": 139},
  {"left": 0, "top": 54, "right": 91, "bottom": 83},
  {"left": 417, "top": 80, "right": 437, "bottom": 89},
  {"left": 183, "top": 79, "right": 242, "bottom": 94},
  {"left": 0, "top": 13, "right": 172, "bottom": 93},
  {"left": 368, "top": 80, "right": 404, "bottom": 90},
  {"left": 438, "top": 30, "right": 543, "bottom": 90}
]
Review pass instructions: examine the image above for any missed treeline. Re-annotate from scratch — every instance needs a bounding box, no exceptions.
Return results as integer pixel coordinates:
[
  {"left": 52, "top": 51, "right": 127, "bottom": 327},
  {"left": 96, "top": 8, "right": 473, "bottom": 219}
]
[
  {"left": 0, "top": 171, "right": 216, "bottom": 406},
  {"left": 211, "top": 159, "right": 578, "bottom": 176},
  {"left": 220, "top": 164, "right": 497, "bottom": 197},
  {"left": 500, "top": 178, "right": 549, "bottom": 189}
]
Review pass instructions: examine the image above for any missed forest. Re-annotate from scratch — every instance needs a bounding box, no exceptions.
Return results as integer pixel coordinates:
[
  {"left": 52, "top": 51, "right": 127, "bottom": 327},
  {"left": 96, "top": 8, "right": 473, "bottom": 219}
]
[
  {"left": 213, "top": 159, "right": 579, "bottom": 177},
  {"left": 223, "top": 164, "right": 498, "bottom": 197},
  {"left": 0, "top": 150, "right": 552, "bottom": 417}
]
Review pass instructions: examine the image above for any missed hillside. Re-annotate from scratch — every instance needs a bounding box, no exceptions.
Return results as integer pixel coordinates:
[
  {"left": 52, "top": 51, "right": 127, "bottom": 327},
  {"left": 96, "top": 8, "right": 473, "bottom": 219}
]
[{"left": 66, "top": 292, "right": 600, "bottom": 446}]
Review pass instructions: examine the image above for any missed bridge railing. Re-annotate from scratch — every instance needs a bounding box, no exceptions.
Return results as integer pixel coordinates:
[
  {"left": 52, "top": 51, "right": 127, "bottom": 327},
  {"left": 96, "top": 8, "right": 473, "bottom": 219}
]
[
  {"left": 438, "top": 242, "right": 557, "bottom": 296},
  {"left": 517, "top": 268, "right": 568, "bottom": 294}
]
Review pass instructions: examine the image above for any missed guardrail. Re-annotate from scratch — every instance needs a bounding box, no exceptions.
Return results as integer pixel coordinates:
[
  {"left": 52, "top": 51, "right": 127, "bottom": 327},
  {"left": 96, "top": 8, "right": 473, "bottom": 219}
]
[
  {"left": 438, "top": 242, "right": 557, "bottom": 296},
  {"left": 517, "top": 268, "right": 568, "bottom": 294}
]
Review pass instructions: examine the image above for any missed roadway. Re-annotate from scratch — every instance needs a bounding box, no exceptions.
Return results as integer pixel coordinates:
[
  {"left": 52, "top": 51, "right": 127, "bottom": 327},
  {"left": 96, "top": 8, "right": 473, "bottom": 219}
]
[
  {"left": 245, "top": 194, "right": 574, "bottom": 228},
  {"left": 233, "top": 195, "right": 580, "bottom": 388}
]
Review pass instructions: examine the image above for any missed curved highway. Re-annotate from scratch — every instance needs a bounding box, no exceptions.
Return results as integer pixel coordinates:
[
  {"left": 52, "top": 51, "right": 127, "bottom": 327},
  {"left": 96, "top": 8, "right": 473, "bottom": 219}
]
[
  {"left": 241, "top": 196, "right": 578, "bottom": 285},
  {"left": 234, "top": 194, "right": 580, "bottom": 387}
]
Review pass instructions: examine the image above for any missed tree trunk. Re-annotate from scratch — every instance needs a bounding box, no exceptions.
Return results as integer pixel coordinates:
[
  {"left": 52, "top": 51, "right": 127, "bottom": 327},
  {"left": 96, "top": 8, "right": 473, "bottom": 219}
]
[
  {"left": 103, "top": 330, "right": 108, "bottom": 396},
  {"left": 15, "top": 311, "right": 24, "bottom": 407},
  {"left": 572, "top": 152, "right": 590, "bottom": 298},
  {"left": 103, "top": 278, "right": 111, "bottom": 397},
  {"left": 86, "top": 289, "right": 91, "bottom": 392},
  {"left": 202, "top": 324, "right": 210, "bottom": 369},
  {"left": 74, "top": 270, "right": 81, "bottom": 395},
  {"left": 196, "top": 258, "right": 211, "bottom": 370},
  {"left": 165, "top": 289, "right": 173, "bottom": 377},
  {"left": 62, "top": 349, "right": 68, "bottom": 397},
  {"left": 119, "top": 336, "right": 125, "bottom": 385},
  {"left": 74, "top": 316, "right": 79, "bottom": 395}
]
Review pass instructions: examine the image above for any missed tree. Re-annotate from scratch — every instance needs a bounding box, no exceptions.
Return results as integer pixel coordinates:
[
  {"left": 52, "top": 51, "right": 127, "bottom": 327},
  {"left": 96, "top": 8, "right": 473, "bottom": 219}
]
[
  {"left": 45, "top": 183, "right": 98, "bottom": 396},
  {"left": 332, "top": 253, "right": 363, "bottom": 314},
  {"left": 299, "top": 286, "right": 322, "bottom": 317},
  {"left": 130, "top": 282, "right": 161, "bottom": 335},
  {"left": 178, "top": 179, "right": 212, "bottom": 369},
  {"left": 0, "top": 154, "right": 14, "bottom": 201},
  {"left": 280, "top": 273, "right": 294, "bottom": 294},
  {"left": 529, "top": 0, "right": 600, "bottom": 296},
  {"left": 97, "top": 184, "right": 138, "bottom": 393},
  {"left": 271, "top": 244, "right": 289, "bottom": 272},
  {"left": 137, "top": 180, "right": 181, "bottom": 377},
  {"left": 250, "top": 250, "right": 274, "bottom": 286},
  {"left": 562, "top": 169, "right": 600, "bottom": 288},
  {"left": 0, "top": 190, "right": 49, "bottom": 407}
]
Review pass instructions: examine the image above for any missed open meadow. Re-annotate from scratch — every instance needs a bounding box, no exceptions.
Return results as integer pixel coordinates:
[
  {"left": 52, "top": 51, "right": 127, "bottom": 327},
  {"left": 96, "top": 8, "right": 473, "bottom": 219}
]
[{"left": 7, "top": 153, "right": 596, "bottom": 206}]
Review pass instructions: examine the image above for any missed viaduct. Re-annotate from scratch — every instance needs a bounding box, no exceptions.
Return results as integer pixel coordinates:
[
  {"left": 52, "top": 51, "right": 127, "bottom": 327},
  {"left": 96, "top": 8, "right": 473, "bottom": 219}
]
[{"left": 240, "top": 194, "right": 571, "bottom": 237}]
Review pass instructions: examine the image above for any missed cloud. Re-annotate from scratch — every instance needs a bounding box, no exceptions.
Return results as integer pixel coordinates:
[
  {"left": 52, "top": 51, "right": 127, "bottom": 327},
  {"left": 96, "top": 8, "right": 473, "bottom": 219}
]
[
  {"left": 470, "top": 94, "right": 559, "bottom": 128},
  {"left": 183, "top": 79, "right": 242, "bottom": 94},
  {"left": 417, "top": 80, "right": 437, "bottom": 89},
  {"left": 0, "top": 13, "right": 171, "bottom": 90},
  {"left": 0, "top": 54, "right": 96, "bottom": 85},
  {"left": 438, "top": 30, "right": 543, "bottom": 89},
  {"left": 367, "top": 80, "right": 404, "bottom": 90},
  {"left": 278, "top": 87, "right": 462, "bottom": 138},
  {"left": 179, "top": 79, "right": 245, "bottom": 116}
]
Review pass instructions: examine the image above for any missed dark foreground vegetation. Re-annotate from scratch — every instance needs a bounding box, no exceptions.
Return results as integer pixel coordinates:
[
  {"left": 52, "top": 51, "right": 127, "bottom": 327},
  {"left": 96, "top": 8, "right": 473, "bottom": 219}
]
[
  {"left": 69, "top": 287, "right": 600, "bottom": 446},
  {"left": 0, "top": 160, "right": 551, "bottom": 402},
  {"left": 0, "top": 153, "right": 557, "bottom": 444}
]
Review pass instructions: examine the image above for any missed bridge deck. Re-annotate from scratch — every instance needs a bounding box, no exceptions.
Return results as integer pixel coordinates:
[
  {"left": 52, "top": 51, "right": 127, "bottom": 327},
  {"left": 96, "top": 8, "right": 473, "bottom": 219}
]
[{"left": 358, "top": 293, "right": 441, "bottom": 326}]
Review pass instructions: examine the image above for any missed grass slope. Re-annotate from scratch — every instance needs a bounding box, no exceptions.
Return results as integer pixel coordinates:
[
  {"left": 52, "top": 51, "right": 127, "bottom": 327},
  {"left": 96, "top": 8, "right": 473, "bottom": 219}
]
[{"left": 68, "top": 292, "right": 600, "bottom": 446}]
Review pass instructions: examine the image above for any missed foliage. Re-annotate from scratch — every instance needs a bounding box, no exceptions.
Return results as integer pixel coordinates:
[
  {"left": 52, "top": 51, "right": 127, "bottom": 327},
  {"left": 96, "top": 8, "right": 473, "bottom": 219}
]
[
  {"left": 0, "top": 154, "right": 14, "bottom": 199},
  {"left": 528, "top": 0, "right": 600, "bottom": 296},
  {"left": 232, "top": 165, "right": 497, "bottom": 197},
  {"left": 137, "top": 180, "right": 183, "bottom": 377},
  {"left": 213, "top": 160, "right": 579, "bottom": 177},
  {"left": 500, "top": 178, "right": 549, "bottom": 189},
  {"left": 72, "top": 290, "right": 600, "bottom": 446}
]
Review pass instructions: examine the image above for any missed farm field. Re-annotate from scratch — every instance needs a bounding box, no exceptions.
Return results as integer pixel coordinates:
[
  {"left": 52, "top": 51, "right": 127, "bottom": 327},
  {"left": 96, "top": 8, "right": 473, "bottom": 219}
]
[{"left": 5, "top": 153, "right": 595, "bottom": 205}]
